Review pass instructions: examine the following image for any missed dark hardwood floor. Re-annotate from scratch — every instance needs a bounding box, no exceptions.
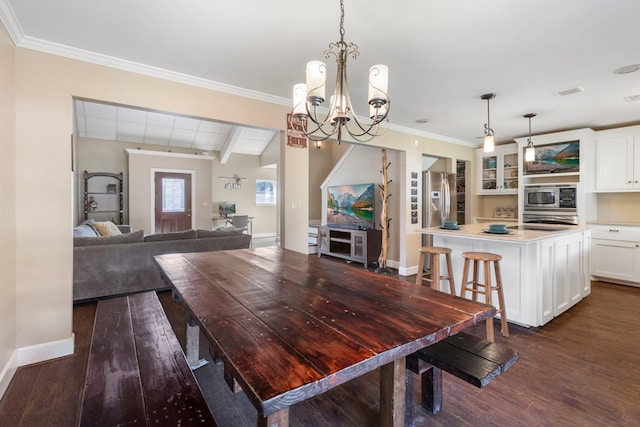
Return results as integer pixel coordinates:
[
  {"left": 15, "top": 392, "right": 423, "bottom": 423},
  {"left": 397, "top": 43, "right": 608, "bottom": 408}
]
[{"left": 1, "top": 269, "right": 639, "bottom": 426}]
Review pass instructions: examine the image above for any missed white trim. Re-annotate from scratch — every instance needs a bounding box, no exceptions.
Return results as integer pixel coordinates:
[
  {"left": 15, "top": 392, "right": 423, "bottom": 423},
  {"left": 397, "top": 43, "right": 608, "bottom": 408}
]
[
  {"left": 0, "top": 350, "right": 18, "bottom": 400},
  {"left": 15, "top": 334, "right": 75, "bottom": 366},
  {"left": 252, "top": 232, "right": 277, "bottom": 239},
  {"left": 0, "top": 334, "right": 75, "bottom": 398},
  {"left": 150, "top": 168, "right": 197, "bottom": 235},
  {"left": 126, "top": 148, "right": 215, "bottom": 161},
  {"left": 0, "top": 2, "right": 475, "bottom": 150},
  {"left": 399, "top": 264, "right": 420, "bottom": 277}
]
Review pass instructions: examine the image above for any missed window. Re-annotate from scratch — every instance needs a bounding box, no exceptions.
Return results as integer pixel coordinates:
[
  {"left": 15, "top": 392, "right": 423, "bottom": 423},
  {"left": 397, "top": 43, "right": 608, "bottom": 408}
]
[
  {"left": 256, "top": 179, "right": 276, "bottom": 205},
  {"left": 162, "top": 177, "right": 186, "bottom": 212}
]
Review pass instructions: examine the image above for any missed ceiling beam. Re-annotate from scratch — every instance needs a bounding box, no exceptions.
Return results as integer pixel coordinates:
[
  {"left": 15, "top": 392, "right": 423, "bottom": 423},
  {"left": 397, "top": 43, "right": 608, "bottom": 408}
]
[{"left": 220, "top": 127, "right": 242, "bottom": 164}]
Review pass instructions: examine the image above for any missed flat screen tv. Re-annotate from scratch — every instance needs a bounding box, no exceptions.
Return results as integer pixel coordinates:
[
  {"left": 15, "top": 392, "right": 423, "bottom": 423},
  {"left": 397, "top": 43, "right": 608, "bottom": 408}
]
[
  {"left": 523, "top": 140, "right": 580, "bottom": 175},
  {"left": 327, "top": 183, "right": 376, "bottom": 230},
  {"left": 218, "top": 203, "right": 236, "bottom": 217}
]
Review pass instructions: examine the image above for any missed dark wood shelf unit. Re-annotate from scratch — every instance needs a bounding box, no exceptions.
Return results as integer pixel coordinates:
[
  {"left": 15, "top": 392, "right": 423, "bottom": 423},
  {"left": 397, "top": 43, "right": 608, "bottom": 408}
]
[{"left": 83, "top": 171, "right": 124, "bottom": 224}]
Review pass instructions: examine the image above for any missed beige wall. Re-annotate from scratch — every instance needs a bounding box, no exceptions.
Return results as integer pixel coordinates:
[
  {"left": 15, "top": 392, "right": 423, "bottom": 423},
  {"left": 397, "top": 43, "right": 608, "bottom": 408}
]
[
  {"left": 322, "top": 145, "right": 402, "bottom": 262},
  {"left": 11, "top": 47, "right": 298, "bottom": 372},
  {"left": 0, "top": 21, "right": 17, "bottom": 395},
  {"left": 128, "top": 150, "right": 214, "bottom": 233},
  {"left": 597, "top": 193, "right": 640, "bottom": 223},
  {"left": 309, "top": 142, "right": 336, "bottom": 220},
  {"left": 4, "top": 28, "right": 479, "bottom": 388},
  {"left": 212, "top": 153, "right": 277, "bottom": 236}
]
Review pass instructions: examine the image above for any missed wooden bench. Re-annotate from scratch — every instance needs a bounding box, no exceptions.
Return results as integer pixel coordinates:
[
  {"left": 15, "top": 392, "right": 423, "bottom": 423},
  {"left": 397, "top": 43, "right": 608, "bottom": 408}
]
[
  {"left": 406, "top": 332, "right": 519, "bottom": 415},
  {"left": 79, "top": 291, "right": 217, "bottom": 426}
]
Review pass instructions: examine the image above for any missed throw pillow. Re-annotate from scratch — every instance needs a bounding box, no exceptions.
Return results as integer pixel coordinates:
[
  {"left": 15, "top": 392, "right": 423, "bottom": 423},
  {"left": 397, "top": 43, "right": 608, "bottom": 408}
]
[
  {"left": 73, "top": 224, "right": 100, "bottom": 238},
  {"left": 94, "top": 221, "right": 122, "bottom": 236},
  {"left": 143, "top": 229, "right": 197, "bottom": 242},
  {"left": 73, "top": 230, "right": 144, "bottom": 247}
]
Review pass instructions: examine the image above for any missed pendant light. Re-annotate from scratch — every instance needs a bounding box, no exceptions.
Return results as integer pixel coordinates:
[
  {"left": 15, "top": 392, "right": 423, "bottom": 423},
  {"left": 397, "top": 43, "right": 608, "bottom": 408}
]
[
  {"left": 524, "top": 113, "right": 537, "bottom": 162},
  {"left": 481, "top": 93, "right": 496, "bottom": 152}
]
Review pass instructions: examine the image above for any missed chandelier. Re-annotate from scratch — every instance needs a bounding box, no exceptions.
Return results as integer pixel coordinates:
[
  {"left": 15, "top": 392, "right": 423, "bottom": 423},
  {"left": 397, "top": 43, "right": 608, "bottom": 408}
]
[{"left": 291, "top": 0, "right": 390, "bottom": 144}]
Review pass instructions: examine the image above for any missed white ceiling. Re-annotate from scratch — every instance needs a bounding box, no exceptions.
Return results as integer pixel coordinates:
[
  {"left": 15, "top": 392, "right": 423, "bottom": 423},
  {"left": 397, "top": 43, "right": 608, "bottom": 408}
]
[
  {"left": 74, "top": 99, "right": 278, "bottom": 156},
  {"left": 3, "top": 0, "right": 640, "bottom": 147}
]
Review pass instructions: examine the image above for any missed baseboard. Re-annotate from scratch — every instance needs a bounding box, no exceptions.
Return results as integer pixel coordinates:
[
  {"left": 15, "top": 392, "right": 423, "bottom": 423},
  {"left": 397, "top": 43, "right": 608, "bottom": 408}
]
[
  {"left": 15, "top": 334, "right": 75, "bottom": 368},
  {"left": 0, "top": 335, "right": 75, "bottom": 400},
  {"left": 398, "top": 263, "right": 419, "bottom": 277},
  {"left": 252, "top": 232, "right": 276, "bottom": 239},
  {"left": 0, "top": 350, "right": 18, "bottom": 400}
]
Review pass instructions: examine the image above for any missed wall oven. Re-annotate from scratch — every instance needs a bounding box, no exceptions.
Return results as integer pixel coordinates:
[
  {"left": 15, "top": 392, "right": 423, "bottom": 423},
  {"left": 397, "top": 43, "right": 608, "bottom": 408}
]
[{"left": 523, "top": 184, "right": 579, "bottom": 226}]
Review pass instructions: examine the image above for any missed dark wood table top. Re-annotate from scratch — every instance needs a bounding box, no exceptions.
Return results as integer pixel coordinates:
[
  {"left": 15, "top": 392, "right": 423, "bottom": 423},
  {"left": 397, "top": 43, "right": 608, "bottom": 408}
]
[{"left": 154, "top": 247, "right": 495, "bottom": 419}]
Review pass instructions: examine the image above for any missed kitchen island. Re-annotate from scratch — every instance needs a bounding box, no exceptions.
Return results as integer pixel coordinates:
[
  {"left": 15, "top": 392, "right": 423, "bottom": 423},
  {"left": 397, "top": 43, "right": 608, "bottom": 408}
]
[{"left": 419, "top": 223, "right": 591, "bottom": 327}]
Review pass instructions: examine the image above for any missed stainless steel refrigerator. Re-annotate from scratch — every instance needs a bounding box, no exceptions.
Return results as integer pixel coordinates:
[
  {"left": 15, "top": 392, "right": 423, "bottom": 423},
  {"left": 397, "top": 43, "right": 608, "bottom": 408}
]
[{"left": 421, "top": 171, "right": 456, "bottom": 255}]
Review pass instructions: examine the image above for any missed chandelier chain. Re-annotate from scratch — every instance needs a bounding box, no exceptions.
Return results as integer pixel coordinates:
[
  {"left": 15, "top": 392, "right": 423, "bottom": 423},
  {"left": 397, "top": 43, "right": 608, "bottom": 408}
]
[{"left": 339, "top": 0, "right": 345, "bottom": 41}]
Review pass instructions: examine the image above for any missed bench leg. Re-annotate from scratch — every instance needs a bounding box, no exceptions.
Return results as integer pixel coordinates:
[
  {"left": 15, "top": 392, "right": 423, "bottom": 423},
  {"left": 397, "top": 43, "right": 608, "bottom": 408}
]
[
  {"left": 186, "top": 316, "right": 209, "bottom": 370},
  {"left": 258, "top": 408, "right": 289, "bottom": 427},
  {"left": 421, "top": 366, "right": 443, "bottom": 415}
]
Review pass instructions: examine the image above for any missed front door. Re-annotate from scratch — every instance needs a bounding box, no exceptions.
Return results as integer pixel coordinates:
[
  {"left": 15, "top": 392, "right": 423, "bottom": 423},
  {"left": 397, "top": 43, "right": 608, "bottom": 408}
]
[{"left": 154, "top": 172, "right": 192, "bottom": 232}]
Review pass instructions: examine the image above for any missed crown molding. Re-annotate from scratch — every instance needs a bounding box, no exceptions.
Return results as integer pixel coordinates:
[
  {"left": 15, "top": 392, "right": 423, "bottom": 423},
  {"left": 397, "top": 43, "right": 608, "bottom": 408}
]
[
  {"left": 1, "top": 0, "right": 473, "bottom": 149},
  {"left": 0, "top": 0, "right": 23, "bottom": 42}
]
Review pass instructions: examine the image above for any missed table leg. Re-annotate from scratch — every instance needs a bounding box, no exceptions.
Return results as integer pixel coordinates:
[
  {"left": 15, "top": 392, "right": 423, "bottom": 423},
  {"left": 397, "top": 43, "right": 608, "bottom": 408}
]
[
  {"left": 380, "top": 358, "right": 406, "bottom": 427},
  {"left": 185, "top": 314, "right": 209, "bottom": 370},
  {"left": 258, "top": 408, "right": 289, "bottom": 427}
]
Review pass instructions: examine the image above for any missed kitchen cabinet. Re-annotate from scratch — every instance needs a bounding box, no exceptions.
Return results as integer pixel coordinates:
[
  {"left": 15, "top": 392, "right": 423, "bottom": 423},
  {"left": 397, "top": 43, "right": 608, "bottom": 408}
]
[
  {"left": 318, "top": 226, "right": 381, "bottom": 268},
  {"left": 477, "top": 144, "right": 518, "bottom": 195},
  {"left": 595, "top": 133, "right": 640, "bottom": 191},
  {"left": 591, "top": 224, "right": 640, "bottom": 286}
]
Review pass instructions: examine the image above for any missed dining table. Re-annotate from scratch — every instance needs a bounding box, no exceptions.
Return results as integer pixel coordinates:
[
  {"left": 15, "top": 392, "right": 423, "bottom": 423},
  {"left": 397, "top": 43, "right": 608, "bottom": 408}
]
[{"left": 153, "top": 247, "right": 495, "bottom": 427}]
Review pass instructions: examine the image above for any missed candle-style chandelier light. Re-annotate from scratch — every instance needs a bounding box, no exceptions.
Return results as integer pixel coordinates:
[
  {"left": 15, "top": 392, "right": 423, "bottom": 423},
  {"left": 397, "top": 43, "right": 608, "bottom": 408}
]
[{"left": 291, "top": 0, "right": 390, "bottom": 144}]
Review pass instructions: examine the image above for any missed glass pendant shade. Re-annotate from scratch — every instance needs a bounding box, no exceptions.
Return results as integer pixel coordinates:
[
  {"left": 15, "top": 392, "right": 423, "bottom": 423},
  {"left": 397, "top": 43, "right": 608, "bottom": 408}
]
[
  {"left": 525, "top": 144, "right": 535, "bottom": 161},
  {"left": 484, "top": 134, "right": 495, "bottom": 152}
]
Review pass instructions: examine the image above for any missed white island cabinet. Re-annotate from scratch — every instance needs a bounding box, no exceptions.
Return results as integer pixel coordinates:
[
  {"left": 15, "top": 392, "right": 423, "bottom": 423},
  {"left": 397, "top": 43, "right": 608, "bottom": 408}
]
[{"left": 420, "top": 223, "right": 591, "bottom": 327}]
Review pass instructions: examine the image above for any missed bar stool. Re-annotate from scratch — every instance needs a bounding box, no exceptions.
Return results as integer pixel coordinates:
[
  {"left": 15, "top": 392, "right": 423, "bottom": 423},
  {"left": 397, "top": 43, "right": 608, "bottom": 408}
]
[
  {"left": 460, "top": 252, "right": 509, "bottom": 342},
  {"left": 416, "top": 246, "right": 456, "bottom": 295}
]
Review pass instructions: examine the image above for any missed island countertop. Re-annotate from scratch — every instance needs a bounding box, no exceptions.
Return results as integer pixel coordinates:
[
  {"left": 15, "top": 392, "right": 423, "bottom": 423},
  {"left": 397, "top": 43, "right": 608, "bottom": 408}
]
[{"left": 419, "top": 222, "right": 589, "bottom": 243}]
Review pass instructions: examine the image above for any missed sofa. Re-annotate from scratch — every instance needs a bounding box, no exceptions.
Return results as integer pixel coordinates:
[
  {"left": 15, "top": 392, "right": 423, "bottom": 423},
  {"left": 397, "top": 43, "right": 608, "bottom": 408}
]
[{"left": 73, "top": 221, "right": 251, "bottom": 303}]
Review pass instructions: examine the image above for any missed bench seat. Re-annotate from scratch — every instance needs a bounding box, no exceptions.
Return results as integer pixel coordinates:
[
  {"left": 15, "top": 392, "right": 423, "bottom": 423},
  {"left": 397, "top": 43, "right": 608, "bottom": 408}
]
[
  {"left": 407, "top": 332, "right": 519, "bottom": 414},
  {"left": 79, "top": 291, "right": 216, "bottom": 426}
]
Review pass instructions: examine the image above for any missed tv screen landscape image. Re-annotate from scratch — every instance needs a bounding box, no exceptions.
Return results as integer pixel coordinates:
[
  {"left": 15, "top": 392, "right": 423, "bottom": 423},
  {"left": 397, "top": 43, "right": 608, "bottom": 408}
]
[{"left": 327, "top": 183, "right": 376, "bottom": 230}]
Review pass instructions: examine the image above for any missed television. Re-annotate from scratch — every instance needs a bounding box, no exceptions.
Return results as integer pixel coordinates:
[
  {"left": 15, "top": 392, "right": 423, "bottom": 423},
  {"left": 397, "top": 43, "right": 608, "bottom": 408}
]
[
  {"left": 218, "top": 203, "right": 236, "bottom": 218},
  {"left": 327, "top": 183, "right": 376, "bottom": 230},
  {"left": 523, "top": 140, "right": 580, "bottom": 175}
]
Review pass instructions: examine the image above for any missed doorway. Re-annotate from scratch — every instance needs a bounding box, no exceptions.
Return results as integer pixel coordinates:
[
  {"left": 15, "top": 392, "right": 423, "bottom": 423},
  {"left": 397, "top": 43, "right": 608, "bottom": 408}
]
[{"left": 154, "top": 172, "right": 192, "bottom": 232}]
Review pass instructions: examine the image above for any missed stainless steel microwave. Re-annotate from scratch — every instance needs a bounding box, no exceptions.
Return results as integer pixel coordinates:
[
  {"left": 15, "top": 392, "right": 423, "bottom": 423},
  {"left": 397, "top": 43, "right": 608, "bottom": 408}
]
[{"left": 523, "top": 184, "right": 577, "bottom": 211}]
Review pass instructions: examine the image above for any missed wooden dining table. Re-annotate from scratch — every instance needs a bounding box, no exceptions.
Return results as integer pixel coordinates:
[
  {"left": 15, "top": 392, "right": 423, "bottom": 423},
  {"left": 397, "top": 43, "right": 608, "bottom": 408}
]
[{"left": 153, "top": 247, "right": 495, "bottom": 427}]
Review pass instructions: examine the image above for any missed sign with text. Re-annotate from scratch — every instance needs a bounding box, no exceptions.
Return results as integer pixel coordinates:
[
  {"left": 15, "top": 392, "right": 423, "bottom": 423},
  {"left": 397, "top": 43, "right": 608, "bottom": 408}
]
[{"left": 286, "top": 113, "right": 307, "bottom": 148}]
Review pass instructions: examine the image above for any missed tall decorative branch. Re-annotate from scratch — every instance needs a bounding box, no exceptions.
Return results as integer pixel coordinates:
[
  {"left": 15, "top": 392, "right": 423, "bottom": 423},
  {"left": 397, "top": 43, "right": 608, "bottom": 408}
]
[{"left": 376, "top": 149, "right": 392, "bottom": 273}]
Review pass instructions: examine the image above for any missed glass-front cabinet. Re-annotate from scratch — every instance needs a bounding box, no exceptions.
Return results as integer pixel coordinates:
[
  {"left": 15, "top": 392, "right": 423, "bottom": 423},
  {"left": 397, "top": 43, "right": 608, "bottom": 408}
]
[{"left": 477, "top": 144, "right": 518, "bottom": 195}]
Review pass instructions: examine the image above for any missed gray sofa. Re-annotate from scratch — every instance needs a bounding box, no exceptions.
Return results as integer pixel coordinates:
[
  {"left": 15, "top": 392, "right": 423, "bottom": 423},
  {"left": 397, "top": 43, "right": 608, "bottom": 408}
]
[{"left": 73, "top": 227, "right": 251, "bottom": 303}]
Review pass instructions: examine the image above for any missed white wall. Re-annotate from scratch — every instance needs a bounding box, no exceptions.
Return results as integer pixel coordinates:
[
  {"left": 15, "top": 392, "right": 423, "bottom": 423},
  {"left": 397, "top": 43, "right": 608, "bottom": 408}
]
[{"left": 321, "top": 145, "right": 402, "bottom": 263}]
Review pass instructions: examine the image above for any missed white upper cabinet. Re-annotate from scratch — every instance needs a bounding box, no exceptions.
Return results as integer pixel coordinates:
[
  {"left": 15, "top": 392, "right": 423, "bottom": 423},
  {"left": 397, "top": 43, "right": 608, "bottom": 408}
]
[
  {"left": 596, "top": 131, "right": 640, "bottom": 191},
  {"left": 477, "top": 144, "right": 518, "bottom": 195}
]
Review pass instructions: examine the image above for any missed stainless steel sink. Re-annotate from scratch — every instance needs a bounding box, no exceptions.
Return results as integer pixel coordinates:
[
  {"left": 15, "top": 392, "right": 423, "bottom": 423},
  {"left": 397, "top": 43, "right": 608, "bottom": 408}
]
[{"left": 507, "top": 225, "right": 570, "bottom": 232}]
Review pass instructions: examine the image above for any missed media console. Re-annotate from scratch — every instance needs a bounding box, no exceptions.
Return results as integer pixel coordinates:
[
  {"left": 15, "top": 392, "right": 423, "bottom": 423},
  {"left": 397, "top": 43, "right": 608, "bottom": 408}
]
[{"left": 317, "top": 226, "right": 382, "bottom": 269}]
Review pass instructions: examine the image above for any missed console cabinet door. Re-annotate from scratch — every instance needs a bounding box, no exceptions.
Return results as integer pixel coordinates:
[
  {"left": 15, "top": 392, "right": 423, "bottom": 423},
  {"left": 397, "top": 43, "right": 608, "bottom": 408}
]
[{"left": 350, "top": 231, "right": 365, "bottom": 263}]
